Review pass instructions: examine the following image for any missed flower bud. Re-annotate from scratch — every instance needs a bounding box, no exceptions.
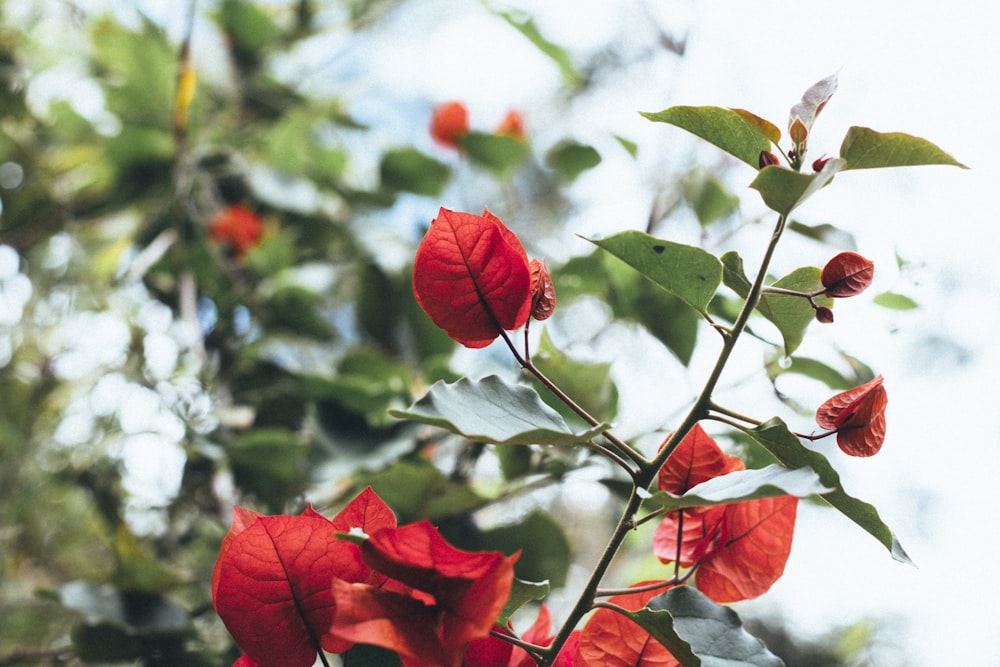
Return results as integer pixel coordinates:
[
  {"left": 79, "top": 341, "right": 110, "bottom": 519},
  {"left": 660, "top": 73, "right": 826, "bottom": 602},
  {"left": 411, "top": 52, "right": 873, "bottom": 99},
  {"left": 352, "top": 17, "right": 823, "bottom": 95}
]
[
  {"left": 758, "top": 151, "right": 780, "bottom": 169},
  {"left": 812, "top": 155, "right": 832, "bottom": 172},
  {"left": 814, "top": 306, "right": 834, "bottom": 324}
]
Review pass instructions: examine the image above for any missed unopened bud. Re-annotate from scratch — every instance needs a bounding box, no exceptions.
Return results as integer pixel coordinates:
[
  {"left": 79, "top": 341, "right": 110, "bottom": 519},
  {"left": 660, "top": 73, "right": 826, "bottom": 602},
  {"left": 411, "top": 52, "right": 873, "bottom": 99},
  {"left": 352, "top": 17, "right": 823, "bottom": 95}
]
[
  {"left": 812, "top": 155, "right": 832, "bottom": 172},
  {"left": 814, "top": 306, "right": 834, "bottom": 324},
  {"left": 758, "top": 151, "right": 780, "bottom": 169}
]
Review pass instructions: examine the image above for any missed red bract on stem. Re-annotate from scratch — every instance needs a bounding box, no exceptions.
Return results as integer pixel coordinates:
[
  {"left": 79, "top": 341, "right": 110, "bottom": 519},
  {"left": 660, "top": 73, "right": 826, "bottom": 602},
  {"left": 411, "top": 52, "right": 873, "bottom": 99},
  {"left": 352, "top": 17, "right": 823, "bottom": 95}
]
[{"left": 816, "top": 375, "right": 888, "bottom": 456}]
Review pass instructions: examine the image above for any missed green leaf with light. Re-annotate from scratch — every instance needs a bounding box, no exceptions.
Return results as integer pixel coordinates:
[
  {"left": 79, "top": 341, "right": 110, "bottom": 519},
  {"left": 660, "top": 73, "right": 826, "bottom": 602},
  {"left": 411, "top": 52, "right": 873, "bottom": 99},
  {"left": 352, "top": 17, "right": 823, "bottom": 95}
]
[
  {"left": 839, "top": 127, "right": 967, "bottom": 170},
  {"left": 641, "top": 106, "right": 776, "bottom": 168}
]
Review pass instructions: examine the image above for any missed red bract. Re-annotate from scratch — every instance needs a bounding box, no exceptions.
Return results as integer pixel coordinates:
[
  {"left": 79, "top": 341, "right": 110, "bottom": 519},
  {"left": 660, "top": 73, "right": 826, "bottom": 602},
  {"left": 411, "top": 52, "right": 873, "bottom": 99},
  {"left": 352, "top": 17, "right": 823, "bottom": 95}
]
[
  {"left": 413, "top": 208, "right": 533, "bottom": 348},
  {"left": 495, "top": 110, "right": 526, "bottom": 140},
  {"left": 575, "top": 583, "right": 679, "bottom": 667},
  {"left": 208, "top": 204, "right": 264, "bottom": 258},
  {"left": 821, "top": 251, "right": 875, "bottom": 298},
  {"left": 653, "top": 424, "right": 798, "bottom": 603},
  {"left": 328, "top": 520, "right": 518, "bottom": 667},
  {"left": 212, "top": 488, "right": 397, "bottom": 667},
  {"left": 464, "top": 605, "right": 558, "bottom": 667},
  {"left": 816, "top": 374, "right": 888, "bottom": 456},
  {"left": 529, "top": 258, "right": 556, "bottom": 322},
  {"left": 431, "top": 101, "right": 470, "bottom": 149}
]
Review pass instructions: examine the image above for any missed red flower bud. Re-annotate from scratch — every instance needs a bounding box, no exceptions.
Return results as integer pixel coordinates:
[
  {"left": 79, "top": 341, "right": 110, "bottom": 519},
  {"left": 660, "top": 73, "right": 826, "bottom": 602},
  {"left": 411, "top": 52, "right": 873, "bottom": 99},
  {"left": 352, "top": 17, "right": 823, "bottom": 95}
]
[
  {"left": 814, "top": 305, "right": 834, "bottom": 323},
  {"left": 494, "top": 110, "right": 526, "bottom": 140},
  {"left": 529, "top": 258, "right": 555, "bottom": 321},
  {"left": 430, "top": 101, "right": 469, "bottom": 149},
  {"left": 812, "top": 155, "right": 832, "bottom": 172},
  {"left": 758, "top": 151, "right": 780, "bottom": 169},
  {"left": 208, "top": 204, "right": 264, "bottom": 258}
]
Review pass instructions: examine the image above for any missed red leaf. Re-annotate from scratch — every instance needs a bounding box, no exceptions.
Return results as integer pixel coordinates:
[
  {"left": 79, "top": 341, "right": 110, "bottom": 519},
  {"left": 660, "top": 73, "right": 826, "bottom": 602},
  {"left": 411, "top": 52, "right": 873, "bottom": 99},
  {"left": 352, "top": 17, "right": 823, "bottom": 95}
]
[
  {"left": 653, "top": 424, "right": 745, "bottom": 567},
  {"left": 212, "top": 509, "right": 346, "bottom": 667},
  {"left": 694, "top": 496, "right": 798, "bottom": 603},
  {"left": 431, "top": 101, "right": 470, "bottom": 149},
  {"left": 329, "top": 520, "right": 518, "bottom": 666},
  {"left": 821, "top": 251, "right": 874, "bottom": 298},
  {"left": 413, "top": 208, "right": 533, "bottom": 348},
  {"left": 816, "top": 375, "right": 888, "bottom": 456},
  {"left": 212, "top": 488, "right": 401, "bottom": 666},
  {"left": 575, "top": 583, "right": 679, "bottom": 667},
  {"left": 232, "top": 656, "right": 260, "bottom": 667},
  {"left": 657, "top": 423, "right": 745, "bottom": 495}
]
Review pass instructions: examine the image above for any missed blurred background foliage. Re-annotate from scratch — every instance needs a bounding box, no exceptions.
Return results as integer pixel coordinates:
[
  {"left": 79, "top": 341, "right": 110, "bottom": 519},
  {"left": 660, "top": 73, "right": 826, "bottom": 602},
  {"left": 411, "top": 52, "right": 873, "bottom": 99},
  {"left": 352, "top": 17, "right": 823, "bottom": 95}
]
[{"left": 0, "top": 1, "right": 879, "bottom": 664}]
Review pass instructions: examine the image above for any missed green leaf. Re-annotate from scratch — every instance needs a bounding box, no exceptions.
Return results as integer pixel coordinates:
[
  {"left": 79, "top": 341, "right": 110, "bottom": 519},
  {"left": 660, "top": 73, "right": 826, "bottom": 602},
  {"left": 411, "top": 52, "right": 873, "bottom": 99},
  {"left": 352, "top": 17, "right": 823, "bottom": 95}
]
[
  {"left": 839, "top": 126, "right": 968, "bottom": 170},
  {"left": 749, "top": 158, "right": 846, "bottom": 215},
  {"left": 589, "top": 231, "right": 722, "bottom": 315},
  {"left": 499, "top": 578, "right": 550, "bottom": 626},
  {"left": 477, "top": 510, "right": 571, "bottom": 588},
  {"left": 787, "top": 220, "right": 857, "bottom": 249},
  {"left": 389, "top": 375, "right": 608, "bottom": 445},
  {"left": 462, "top": 131, "right": 531, "bottom": 174},
  {"left": 640, "top": 106, "right": 775, "bottom": 168},
  {"left": 614, "top": 134, "right": 639, "bottom": 158},
  {"left": 652, "top": 464, "right": 830, "bottom": 513},
  {"left": 683, "top": 171, "right": 740, "bottom": 226},
  {"left": 757, "top": 267, "right": 832, "bottom": 356},
  {"left": 626, "top": 586, "right": 783, "bottom": 667},
  {"left": 765, "top": 355, "right": 856, "bottom": 391},
  {"left": 229, "top": 428, "right": 309, "bottom": 512},
  {"left": 873, "top": 291, "right": 919, "bottom": 310},
  {"left": 379, "top": 147, "right": 450, "bottom": 196},
  {"left": 491, "top": 8, "right": 581, "bottom": 88},
  {"left": 743, "top": 418, "right": 912, "bottom": 564},
  {"left": 263, "top": 286, "right": 336, "bottom": 341},
  {"left": 720, "top": 250, "right": 753, "bottom": 296},
  {"left": 545, "top": 139, "right": 602, "bottom": 182}
]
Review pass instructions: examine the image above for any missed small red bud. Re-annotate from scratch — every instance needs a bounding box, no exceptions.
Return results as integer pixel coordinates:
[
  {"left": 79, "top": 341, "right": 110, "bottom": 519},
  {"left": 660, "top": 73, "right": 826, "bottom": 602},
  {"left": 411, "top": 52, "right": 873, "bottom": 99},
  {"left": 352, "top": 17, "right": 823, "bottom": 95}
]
[
  {"left": 814, "top": 306, "right": 834, "bottom": 323},
  {"left": 529, "top": 258, "right": 556, "bottom": 321},
  {"left": 812, "top": 155, "right": 832, "bottom": 172},
  {"left": 758, "top": 151, "right": 780, "bottom": 169}
]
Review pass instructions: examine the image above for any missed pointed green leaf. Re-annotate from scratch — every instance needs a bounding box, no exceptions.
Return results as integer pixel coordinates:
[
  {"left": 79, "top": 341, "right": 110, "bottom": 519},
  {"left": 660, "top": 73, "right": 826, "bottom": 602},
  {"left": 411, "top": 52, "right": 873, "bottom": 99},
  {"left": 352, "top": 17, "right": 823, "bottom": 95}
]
[
  {"left": 545, "top": 140, "right": 602, "bottom": 182},
  {"left": 758, "top": 266, "right": 832, "bottom": 355},
  {"left": 683, "top": 172, "right": 740, "bottom": 226},
  {"left": 589, "top": 231, "right": 722, "bottom": 314},
  {"left": 765, "top": 355, "right": 856, "bottom": 391},
  {"left": 720, "top": 250, "right": 753, "bottom": 297},
  {"left": 749, "top": 158, "right": 846, "bottom": 215},
  {"left": 840, "top": 127, "right": 968, "bottom": 170},
  {"left": 652, "top": 464, "right": 830, "bottom": 513},
  {"left": 499, "top": 578, "right": 550, "bottom": 626},
  {"left": 640, "top": 106, "right": 775, "bottom": 168},
  {"left": 743, "top": 418, "right": 912, "bottom": 564},
  {"left": 389, "top": 375, "right": 607, "bottom": 445},
  {"left": 625, "top": 586, "right": 783, "bottom": 667},
  {"left": 492, "top": 8, "right": 581, "bottom": 88}
]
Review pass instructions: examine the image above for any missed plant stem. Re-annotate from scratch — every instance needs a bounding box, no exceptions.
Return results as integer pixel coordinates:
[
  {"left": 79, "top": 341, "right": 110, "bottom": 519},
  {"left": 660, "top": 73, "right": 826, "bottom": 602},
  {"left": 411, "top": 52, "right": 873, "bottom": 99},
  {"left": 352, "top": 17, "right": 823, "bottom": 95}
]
[{"left": 541, "top": 213, "right": 791, "bottom": 663}]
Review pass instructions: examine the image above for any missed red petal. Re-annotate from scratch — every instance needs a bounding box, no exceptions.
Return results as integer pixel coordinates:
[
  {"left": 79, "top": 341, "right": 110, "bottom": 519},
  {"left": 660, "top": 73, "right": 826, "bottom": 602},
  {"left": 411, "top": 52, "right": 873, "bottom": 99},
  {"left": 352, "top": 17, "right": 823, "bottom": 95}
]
[
  {"left": 233, "top": 655, "right": 261, "bottom": 667},
  {"left": 657, "top": 423, "right": 745, "bottom": 495},
  {"left": 694, "top": 496, "right": 798, "bottom": 603},
  {"left": 329, "top": 580, "right": 454, "bottom": 665},
  {"left": 413, "top": 208, "right": 532, "bottom": 348},
  {"left": 820, "top": 251, "right": 874, "bottom": 298},
  {"left": 360, "top": 521, "right": 517, "bottom": 657},
  {"left": 431, "top": 101, "right": 470, "bottom": 149},
  {"left": 575, "top": 583, "right": 680, "bottom": 667},
  {"left": 652, "top": 505, "right": 727, "bottom": 567},
  {"left": 212, "top": 511, "right": 347, "bottom": 667},
  {"left": 815, "top": 375, "right": 885, "bottom": 429},
  {"left": 330, "top": 486, "right": 397, "bottom": 534}
]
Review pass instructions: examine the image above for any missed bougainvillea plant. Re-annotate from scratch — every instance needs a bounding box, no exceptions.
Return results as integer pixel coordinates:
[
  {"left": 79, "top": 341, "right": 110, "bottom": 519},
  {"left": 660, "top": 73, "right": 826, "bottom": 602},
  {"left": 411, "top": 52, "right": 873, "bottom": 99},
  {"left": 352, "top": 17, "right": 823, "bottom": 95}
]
[{"left": 212, "top": 74, "right": 965, "bottom": 666}]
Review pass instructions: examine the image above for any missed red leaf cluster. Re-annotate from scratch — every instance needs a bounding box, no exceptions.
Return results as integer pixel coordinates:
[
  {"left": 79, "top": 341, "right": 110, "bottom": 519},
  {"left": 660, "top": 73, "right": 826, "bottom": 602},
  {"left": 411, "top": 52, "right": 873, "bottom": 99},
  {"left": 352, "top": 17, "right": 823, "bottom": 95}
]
[
  {"left": 821, "top": 251, "right": 874, "bottom": 298},
  {"left": 652, "top": 424, "right": 798, "bottom": 603},
  {"left": 816, "top": 374, "right": 888, "bottom": 456},
  {"left": 208, "top": 204, "right": 264, "bottom": 258},
  {"left": 431, "top": 101, "right": 470, "bottom": 149},
  {"left": 413, "top": 208, "right": 554, "bottom": 347},
  {"left": 212, "top": 487, "right": 517, "bottom": 667}
]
